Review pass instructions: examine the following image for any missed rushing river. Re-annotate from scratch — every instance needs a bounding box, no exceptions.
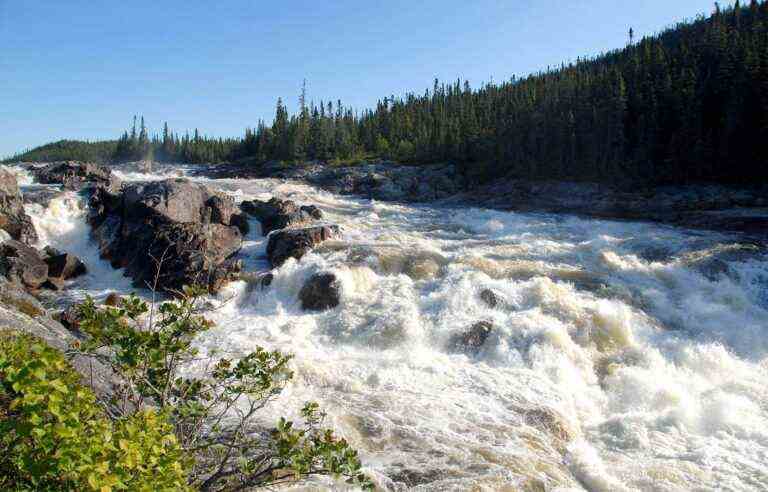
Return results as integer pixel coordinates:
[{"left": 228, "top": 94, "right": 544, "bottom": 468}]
[{"left": 14, "top": 164, "right": 768, "bottom": 491}]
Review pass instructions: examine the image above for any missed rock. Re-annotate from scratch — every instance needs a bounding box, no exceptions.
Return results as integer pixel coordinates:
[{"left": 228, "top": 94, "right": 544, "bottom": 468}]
[
  {"left": 122, "top": 179, "right": 212, "bottom": 224},
  {"left": 104, "top": 292, "right": 121, "bottom": 306},
  {"left": 0, "top": 240, "right": 49, "bottom": 289},
  {"left": 88, "top": 179, "right": 244, "bottom": 293},
  {"left": 299, "top": 273, "right": 341, "bottom": 311},
  {"left": 521, "top": 407, "right": 574, "bottom": 442},
  {"left": 45, "top": 253, "right": 87, "bottom": 280},
  {"left": 447, "top": 321, "right": 493, "bottom": 354},
  {"left": 266, "top": 225, "right": 341, "bottom": 267},
  {"left": 0, "top": 277, "right": 120, "bottom": 402},
  {"left": 479, "top": 288, "right": 504, "bottom": 309},
  {"left": 206, "top": 194, "right": 249, "bottom": 234},
  {"left": 22, "top": 187, "right": 62, "bottom": 208},
  {"left": 241, "top": 197, "right": 319, "bottom": 235},
  {"left": 43, "top": 277, "right": 66, "bottom": 291},
  {"left": 42, "top": 245, "right": 63, "bottom": 258},
  {"left": 0, "top": 167, "right": 38, "bottom": 244},
  {"left": 33, "top": 161, "right": 122, "bottom": 192},
  {"left": 54, "top": 306, "right": 81, "bottom": 331}
]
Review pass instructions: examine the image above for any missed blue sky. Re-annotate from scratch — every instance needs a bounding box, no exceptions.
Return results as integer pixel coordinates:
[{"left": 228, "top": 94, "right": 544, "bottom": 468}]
[{"left": 0, "top": 0, "right": 734, "bottom": 158}]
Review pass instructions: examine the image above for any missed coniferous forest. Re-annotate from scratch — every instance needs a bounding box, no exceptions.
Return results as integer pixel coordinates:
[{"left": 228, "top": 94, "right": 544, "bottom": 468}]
[{"left": 7, "top": 1, "right": 768, "bottom": 186}]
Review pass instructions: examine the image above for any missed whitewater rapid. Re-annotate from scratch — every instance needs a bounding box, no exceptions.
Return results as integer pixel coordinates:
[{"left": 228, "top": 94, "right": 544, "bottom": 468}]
[{"left": 16, "top": 164, "right": 768, "bottom": 491}]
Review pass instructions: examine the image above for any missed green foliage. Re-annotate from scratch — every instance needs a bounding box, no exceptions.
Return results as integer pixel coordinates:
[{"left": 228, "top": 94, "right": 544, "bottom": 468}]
[
  {"left": 0, "top": 331, "right": 189, "bottom": 491},
  {"left": 71, "top": 288, "right": 372, "bottom": 491},
  {"left": 3, "top": 140, "right": 117, "bottom": 164}
]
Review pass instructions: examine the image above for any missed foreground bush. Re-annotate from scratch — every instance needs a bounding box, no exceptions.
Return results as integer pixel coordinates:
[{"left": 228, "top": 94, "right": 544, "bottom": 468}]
[
  {"left": 0, "top": 331, "right": 189, "bottom": 491},
  {"left": 0, "top": 285, "right": 371, "bottom": 491}
]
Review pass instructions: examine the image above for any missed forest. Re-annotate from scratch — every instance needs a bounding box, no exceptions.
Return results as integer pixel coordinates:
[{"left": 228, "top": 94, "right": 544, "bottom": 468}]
[{"left": 7, "top": 1, "right": 768, "bottom": 186}]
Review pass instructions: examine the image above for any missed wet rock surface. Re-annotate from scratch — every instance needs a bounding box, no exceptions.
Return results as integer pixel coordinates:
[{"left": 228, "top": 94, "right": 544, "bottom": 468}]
[
  {"left": 33, "top": 161, "right": 122, "bottom": 192},
  {"left": 195, "top": 161, "right": 768, "bottom": 239},
  {"left": 299, "top": 272, "right": 341, "bottom": 311},
  {"left": 447, "top": 321, "right": 493, "bottom": 354},
  {"left": 45, "top": 252, "right": 87, "bottom": 281},
  {"left": 88, "top": 178, "right": 244, "bottom": 293},
  {"left": 241, "top": 197, "right": 322, "bottom": 235},
  {"left": 0, "top": 240, "right": 49, "bottom": 289},
  {"left": 0, "top": 167, "right": 38, "bottom": 244},
  {"left": 266, "top": 225, "right": 341, "bottom": 267},
  {"left": 479, "top": 288, "right": 504, "bottom": 309}
]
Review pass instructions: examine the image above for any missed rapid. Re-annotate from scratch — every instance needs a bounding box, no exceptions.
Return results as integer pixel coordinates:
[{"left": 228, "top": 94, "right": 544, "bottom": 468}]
[{"left": 14, "top": 164, "right": 768, "bottom": 491}]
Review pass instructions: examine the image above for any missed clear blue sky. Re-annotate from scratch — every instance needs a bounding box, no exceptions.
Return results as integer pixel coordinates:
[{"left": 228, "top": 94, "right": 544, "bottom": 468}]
[{"left": 0, "top": 0, "right": 733, "bottom": 158}]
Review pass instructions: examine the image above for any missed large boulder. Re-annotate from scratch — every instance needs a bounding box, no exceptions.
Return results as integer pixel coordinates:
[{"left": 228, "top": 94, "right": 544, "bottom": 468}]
[
  {"left": 0, "top": 240, "right": 49, "bottom": 289},
  {"left": 241, "top": 197, "right": 322, "bottom": 235},
  {"left": 266, "top": 225, "right": 341, "bottom": 267},
  {"left": 88, "top": 179, "right": 244, "bottom": 293},
  {"left": 0, "top": 167, "right": 37, "bottom": 244},
  {"left": 33, "top": 161, "right": 122, "bottom": 192},
  {"left": 299, "top": 273, "right": 341, "bottom": 311}
]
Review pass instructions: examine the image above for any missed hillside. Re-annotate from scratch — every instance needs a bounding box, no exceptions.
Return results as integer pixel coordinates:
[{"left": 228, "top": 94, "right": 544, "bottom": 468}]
[{"left": 4, "top": 139, "right": 117, "bottom": 164}]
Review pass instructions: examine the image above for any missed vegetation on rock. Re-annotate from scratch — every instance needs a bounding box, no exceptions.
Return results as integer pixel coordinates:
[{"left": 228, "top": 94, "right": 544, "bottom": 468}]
[{"left": 0, "top": 286, "right": 372, "bottom": 490}]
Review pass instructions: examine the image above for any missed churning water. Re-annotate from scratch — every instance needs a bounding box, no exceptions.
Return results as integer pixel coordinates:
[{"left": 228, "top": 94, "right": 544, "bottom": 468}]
[{"left": 15, "top": 164, "right": 768, "bottom": 491}]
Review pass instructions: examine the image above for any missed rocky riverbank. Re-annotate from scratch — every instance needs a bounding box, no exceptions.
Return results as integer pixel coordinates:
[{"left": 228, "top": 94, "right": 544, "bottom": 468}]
[{"left": 193, "top": 160, "right": 768, "bottom": 240}]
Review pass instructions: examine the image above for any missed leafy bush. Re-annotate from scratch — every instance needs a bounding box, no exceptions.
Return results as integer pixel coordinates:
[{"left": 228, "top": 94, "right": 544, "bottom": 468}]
[
  {"left": 0, "top": 331, "right": 189, "bottom": 491},
  {"left": 71, "top": 286, "right": 372, "bottom": 491}
]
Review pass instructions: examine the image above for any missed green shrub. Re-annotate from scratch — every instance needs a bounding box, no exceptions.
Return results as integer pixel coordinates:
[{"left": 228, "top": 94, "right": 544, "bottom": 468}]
[
  {"left": 72, "top": 286, "right": 373, "bottom": 491},
  {"left": 0, "top": 331, "right": 189, "bottom": 491}
]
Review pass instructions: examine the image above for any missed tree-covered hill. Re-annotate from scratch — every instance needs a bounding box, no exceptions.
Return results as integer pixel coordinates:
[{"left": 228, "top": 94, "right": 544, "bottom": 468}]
[
  {"left": 7, "top": 1, "right": 768, "bottom": 186},
  {"left": 4, "top": 139, "right": 117, "bottom": 164}
]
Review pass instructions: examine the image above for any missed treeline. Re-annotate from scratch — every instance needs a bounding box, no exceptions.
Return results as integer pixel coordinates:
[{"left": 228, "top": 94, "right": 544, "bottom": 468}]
[
  {"left": 5, "top": 139, "right": 117, "bottom": 164},
  {"left": 8, "top": 1, "right": 768, "bottom": 186},
  {"left": 112, "top": 116, "right": 241, "bottom": 164}
]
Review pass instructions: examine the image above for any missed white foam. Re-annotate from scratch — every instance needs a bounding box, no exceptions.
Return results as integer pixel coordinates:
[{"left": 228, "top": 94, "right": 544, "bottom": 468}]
[{"left": 23, "top": 164, "right": 768, "bottom": 490}]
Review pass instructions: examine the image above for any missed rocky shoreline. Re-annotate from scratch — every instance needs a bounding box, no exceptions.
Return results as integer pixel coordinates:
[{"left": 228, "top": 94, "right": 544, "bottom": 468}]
[
  {"left": 193, "top": 160, "right": 768, "bottom": 240},
  {"left": 0, "top": 161, "right": 349, "bottom": 389}
]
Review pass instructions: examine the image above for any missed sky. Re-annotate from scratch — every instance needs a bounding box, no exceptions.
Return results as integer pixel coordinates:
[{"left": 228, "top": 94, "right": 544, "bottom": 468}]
[{"left": 0, "top": 0, "right": 735, "bottom": 158}]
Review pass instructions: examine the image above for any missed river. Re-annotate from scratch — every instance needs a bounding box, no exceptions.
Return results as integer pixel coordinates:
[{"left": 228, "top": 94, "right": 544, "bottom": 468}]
[{"left": 15, "top": 164, "right": 768, "bottom": 491}]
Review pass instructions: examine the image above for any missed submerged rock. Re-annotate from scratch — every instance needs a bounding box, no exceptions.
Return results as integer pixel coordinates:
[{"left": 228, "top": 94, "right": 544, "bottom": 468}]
[
  {"left": 0, "top": 167, "right": 38, "bottom": 245},
  {"left": 479, "top": 288, "right": 504, "bottom": 309},
  {"left": 447, "top": 321, "right": 493, "bottom": 354},
  {"left": 266, "top": 225, "right": 341, "bottom": 267},
  {"left": 299, "top": 272, "right": 341, "bottom": 311},
  {"left": 241, "top": 197, "right": 321, "bottom": 235},
  {"left": 33, "top": 161, "right": 122, "bottom": 192}
]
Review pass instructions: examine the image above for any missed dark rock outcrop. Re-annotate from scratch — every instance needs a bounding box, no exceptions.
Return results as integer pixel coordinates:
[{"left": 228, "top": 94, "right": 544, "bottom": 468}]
[
  {"left": 0, "top": 240, "right": 49, "bottom": 289},
  {"left": 22, "top": 186, "right": 62, "bottom": 208},
  {"left": 0, "top": 167, "right": 38, "bottom": 244},
  {"left": 34, "top": 161, "right": 122, "bottom": 192},
  {"left": 88, "top": 179, "right": 244, "bottom": 293},
  {"left": 266, "top": 225, "right": 341, "bottom": 267},
  {"left": 206, "top": 194, "right": 249, "bottom": 235},
  {"left": 241, "top": 197, "right": 322, "bottom": 235},
  {"left": 45, "top": 252, "right": 87, "bottom": 280},
  {"left": 447, "top": 321, "right": 493, "bottom": 354},
  {"left": 299, "top": 273, "right": 341, "bottom": 311}
]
